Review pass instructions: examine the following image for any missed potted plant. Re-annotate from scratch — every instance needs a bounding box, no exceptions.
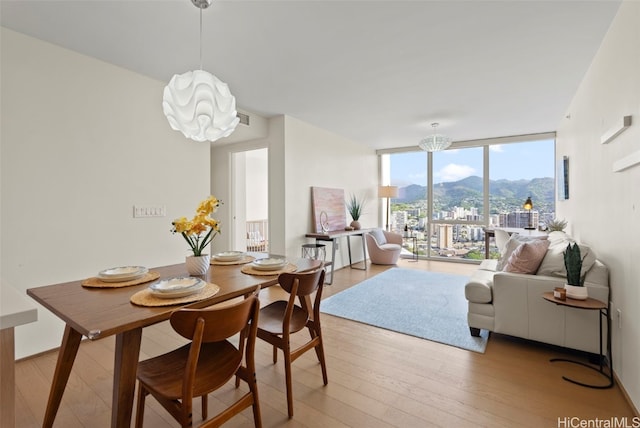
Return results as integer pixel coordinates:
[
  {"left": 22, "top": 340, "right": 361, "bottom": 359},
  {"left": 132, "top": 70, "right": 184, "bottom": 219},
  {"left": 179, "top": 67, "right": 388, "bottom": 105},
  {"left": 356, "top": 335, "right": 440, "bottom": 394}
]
[
  {"left": 563, "top": 243, "right": 588, "bottom": 300},
  {"left": 171, "top": 195, "right": 222, "bottom": 275},
  {"left": 346, "top": 194, "right": 366, "bottom": 230},
  {"left": 546, "top": 218, "right": 567, "bottom": 232}
]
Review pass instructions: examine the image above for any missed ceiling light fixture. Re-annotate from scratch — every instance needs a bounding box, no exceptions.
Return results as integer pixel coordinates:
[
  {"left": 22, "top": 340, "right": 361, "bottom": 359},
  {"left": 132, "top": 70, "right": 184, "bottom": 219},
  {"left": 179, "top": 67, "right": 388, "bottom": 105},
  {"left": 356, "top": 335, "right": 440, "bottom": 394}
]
[
  {"left": 162, "top": 0, "right": 239, "bottom": 142},
  {"left": 418, "top": 123, "right": 452, "bottom": 152}
]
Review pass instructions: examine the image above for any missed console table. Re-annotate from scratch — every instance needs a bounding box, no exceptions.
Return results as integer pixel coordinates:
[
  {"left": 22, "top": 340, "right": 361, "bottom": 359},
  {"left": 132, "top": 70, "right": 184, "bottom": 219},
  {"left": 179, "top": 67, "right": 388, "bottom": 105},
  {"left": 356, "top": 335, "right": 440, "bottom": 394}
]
[
  {"left": 542, "top": 292, "right": 613, "bottom": 389},
  {"left": 305, "top": 229, "right": 370, "bottom": 284}
]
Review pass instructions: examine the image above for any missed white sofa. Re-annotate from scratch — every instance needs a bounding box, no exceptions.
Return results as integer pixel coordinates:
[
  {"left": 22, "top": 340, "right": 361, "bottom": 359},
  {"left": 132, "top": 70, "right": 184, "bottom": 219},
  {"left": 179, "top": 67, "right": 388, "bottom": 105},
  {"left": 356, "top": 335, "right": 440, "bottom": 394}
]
[{"left": 465, "top": 232, "right": 609, "bottom": 354}]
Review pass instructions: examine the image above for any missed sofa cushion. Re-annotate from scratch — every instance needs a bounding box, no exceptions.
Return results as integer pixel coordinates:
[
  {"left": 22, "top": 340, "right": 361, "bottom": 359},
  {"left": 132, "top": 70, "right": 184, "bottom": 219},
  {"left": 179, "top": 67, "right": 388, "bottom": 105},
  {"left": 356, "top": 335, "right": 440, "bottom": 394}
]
[
  {"left": 370, "top": 229, "right": 387, "bottom": 245},
  {"left": 536, "top": 231, "right": 596, "bottom": 278},
  {"left": 478, "top": 259, "right": 498, "bottom": 272},
  {"left": 464, "top": 269, "right": 494, "bottom": 303},
  {"left": 380, "top": 243, "right": 402, "bottom": 252},
  {"left": 498, "top": 233, "right": 547, "bottom": 270},
  {"left": 503, "top": 239, "right": 550, "bottom": 274}
]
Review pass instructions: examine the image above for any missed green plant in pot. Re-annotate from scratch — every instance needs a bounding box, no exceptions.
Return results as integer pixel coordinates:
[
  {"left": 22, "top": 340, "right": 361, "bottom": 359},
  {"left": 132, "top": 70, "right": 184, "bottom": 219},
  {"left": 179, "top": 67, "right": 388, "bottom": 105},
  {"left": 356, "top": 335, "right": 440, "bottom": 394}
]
[
  {"left": 346, "top": 194, "right": 366, "bottom": 230},
  {"left": 546, "top": 218, "right": 567, "bottom": 232},
  {"left": 564, "top": 243, "right": 588, "bottom": 300}
]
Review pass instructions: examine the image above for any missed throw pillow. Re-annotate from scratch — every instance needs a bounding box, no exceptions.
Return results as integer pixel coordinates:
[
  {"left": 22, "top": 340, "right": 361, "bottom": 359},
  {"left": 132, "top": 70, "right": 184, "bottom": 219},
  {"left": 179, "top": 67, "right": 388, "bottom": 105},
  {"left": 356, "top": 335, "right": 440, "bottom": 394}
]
[
  {"left": 502, "top": 239, "right": 550, "bottom": 274},
  {"left": 536, "top": 231, "right": 596, "bottom": 278},
  {"left": 370, "top": 229, "right": 387, "bottom": 245},
  {"left": 497, "top": 233, "right": 548, "bottom": 270}
]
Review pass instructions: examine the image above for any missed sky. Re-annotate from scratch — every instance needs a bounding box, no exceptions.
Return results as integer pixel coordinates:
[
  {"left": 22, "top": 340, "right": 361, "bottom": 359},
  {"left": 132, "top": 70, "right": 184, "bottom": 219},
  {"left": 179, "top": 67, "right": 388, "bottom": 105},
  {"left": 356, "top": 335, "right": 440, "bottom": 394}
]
[{"left": 390, "top": 139, "right": 555, "bottom": 187}]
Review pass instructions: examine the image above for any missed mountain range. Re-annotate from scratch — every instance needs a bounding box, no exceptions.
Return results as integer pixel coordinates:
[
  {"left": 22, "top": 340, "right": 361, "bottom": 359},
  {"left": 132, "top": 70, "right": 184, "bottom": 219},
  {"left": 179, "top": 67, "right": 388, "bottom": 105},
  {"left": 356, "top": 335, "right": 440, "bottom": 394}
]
[{"left": 395, "top": 176, "right": 555, "bottom": 214}]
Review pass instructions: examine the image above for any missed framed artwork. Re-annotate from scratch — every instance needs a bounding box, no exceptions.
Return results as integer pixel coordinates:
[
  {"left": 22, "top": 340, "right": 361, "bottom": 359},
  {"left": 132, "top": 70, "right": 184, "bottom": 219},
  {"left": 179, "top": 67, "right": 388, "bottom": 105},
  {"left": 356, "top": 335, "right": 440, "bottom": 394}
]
[
  {"left": 557, "top": 156, "right": 569, "bottom": 200},
  {"left": 311, "top": 187, "right": 346, "bottom": 233}
]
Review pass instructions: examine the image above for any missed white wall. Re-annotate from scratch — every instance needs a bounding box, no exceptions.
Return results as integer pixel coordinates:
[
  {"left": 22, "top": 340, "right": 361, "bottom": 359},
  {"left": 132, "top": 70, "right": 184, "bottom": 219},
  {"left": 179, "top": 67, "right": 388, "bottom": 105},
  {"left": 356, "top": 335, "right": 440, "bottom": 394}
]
[
  {"left": 282, "top": 116, "right": 378, "bottom": 263},
  {"left": 211, "top": 115, "right": 378, "bottom": 267},
  {"left": 1, "top": 29, "right": 211, "bottom": 358},
  {"left": 555, "top": 1, "right": 640, "bottom": 410}
]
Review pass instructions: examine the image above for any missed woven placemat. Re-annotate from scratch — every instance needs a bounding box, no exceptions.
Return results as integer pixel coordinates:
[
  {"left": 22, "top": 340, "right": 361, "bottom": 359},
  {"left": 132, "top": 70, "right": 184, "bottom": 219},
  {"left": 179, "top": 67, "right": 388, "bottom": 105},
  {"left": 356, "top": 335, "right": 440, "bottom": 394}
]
[
  {"left": 130, "top": 283, "right": 221, "bottom": 307},
  {"left": 240, "top": 263, "right": 297, "bottom": 276},
  {"left": 210, "top": 255, "right": 255, "bottom": 266},
  {"left": 82, "top": 271, "right": 160, "bottom": 288}
]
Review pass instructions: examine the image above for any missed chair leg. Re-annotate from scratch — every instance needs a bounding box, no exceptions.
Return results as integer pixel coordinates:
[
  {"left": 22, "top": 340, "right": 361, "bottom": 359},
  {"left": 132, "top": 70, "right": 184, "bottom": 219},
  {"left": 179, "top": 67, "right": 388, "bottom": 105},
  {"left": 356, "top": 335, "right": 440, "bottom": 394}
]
[
  {"left": 307, "top": 323, "right": 328, "bottom": 385},
  {"left": 202, "top": 393, "right": 208, "bottom": 420},
  {"left": 272, "top": 345, "right": 277, "bottom": 364},
  {"left": 283, "top": 350, "right": 294, "bottom": 418},
  {"left": 249, "top": 376, "right": 262, "bottom": 428},
  {"left": 135, "top": 384, "right": 147, "bottom": 428}
]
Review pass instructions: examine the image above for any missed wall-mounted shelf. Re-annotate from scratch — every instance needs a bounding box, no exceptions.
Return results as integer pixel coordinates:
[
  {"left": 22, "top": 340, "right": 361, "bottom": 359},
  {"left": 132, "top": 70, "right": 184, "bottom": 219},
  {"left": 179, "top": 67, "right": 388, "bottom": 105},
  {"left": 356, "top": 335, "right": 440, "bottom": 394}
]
[
  {"left": 613, "top": 150, "right": 640, "bottom": 172},
  {"left": 601, "top": 115, "right": 631, "bottom": 145}
]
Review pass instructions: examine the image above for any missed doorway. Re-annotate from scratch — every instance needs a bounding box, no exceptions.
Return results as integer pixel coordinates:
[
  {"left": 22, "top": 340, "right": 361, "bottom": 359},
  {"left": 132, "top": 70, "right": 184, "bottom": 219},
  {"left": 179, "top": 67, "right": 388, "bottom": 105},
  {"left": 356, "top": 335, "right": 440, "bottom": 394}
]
[{"left": 231, "top": 148, "right": 269, "bottom": 252}]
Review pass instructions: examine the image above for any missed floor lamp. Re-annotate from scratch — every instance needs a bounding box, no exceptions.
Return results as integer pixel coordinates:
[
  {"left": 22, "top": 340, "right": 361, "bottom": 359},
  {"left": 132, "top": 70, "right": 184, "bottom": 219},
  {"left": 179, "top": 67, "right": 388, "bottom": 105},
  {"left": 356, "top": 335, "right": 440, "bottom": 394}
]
[{"left": 379, "top": 185, "right": 398, "bottom": 231}]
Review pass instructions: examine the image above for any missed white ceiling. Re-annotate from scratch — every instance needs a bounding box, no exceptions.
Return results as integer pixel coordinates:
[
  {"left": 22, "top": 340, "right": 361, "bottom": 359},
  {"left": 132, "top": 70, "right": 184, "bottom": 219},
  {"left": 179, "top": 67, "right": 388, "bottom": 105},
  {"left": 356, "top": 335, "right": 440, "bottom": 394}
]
[{"left": 1, "top": 0, "right": 621, "bottom": 150}]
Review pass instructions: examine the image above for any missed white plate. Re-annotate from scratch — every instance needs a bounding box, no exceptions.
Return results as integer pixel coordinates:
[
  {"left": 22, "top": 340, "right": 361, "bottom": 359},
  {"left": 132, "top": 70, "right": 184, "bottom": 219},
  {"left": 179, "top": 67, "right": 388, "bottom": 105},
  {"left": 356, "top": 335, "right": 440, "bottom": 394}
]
[
  {"left": 213, "top": 251, "right": 245, "bottom": 262},
  {"left": 251, "top": 258, "right": 287, "bottom": 271},
  {"left": 98, "top": 266, "right": 148, "bottom": 282},
  {"left": 149, "top": 277, "right": 206, "bottom": 299}
]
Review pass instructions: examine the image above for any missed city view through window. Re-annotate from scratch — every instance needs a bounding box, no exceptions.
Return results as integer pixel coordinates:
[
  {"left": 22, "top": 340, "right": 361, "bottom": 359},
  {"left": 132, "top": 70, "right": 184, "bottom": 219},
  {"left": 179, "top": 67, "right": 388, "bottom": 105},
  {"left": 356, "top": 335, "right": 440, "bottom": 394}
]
[{"left": 386, "top": 139, "right": 556, "bottom": 261}]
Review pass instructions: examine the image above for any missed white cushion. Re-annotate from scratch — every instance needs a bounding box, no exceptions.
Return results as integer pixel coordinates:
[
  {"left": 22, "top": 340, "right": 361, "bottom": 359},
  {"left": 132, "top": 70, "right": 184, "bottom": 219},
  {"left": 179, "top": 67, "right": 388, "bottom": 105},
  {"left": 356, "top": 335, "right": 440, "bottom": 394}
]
[
  {"left": 537, "top": 231, "right": 596, "bottom": 278},
  {"left": 370, "top": 229, "right": 387, "bottom": 245}
]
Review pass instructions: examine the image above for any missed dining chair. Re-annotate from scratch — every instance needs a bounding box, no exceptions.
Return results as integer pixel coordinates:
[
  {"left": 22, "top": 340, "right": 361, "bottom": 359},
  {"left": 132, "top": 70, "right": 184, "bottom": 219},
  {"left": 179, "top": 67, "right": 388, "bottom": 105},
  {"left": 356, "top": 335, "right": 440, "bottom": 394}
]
[
  {"left": 254, "top": 268, "right": 328, "bottom": 418},
  {"left": 134, "top": 293, "right": 262, "bottom": 428}
]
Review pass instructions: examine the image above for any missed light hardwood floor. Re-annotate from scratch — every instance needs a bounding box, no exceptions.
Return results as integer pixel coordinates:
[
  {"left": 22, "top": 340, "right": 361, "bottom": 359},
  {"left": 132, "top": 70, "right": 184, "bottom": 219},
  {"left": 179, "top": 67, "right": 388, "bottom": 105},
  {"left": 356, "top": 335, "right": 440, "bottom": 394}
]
[{"left": 15, "top": 259, "right": 637, "bottom": 427}]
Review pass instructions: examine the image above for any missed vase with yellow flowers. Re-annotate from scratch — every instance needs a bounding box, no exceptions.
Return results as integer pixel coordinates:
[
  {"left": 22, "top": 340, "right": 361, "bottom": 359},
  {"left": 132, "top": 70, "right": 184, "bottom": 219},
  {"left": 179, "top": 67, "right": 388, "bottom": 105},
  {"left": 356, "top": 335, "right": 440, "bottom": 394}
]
[{"left": 171, "top": 196, "right": 221, "bottom": 275}]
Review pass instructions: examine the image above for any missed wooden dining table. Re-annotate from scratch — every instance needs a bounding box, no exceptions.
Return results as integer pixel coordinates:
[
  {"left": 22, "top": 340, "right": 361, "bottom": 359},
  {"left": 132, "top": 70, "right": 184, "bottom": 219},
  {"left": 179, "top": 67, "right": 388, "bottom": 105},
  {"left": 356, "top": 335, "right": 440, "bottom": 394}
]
[{"left": 27, "top": 254, "right": 323, "bottom": 428}]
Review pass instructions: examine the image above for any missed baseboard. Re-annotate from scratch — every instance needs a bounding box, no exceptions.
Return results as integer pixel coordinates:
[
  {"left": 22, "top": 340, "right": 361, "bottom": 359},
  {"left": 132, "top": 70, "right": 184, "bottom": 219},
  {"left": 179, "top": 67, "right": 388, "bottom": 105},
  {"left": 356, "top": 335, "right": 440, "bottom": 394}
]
[{"left": 614, "top": 371, "right": 640, "bottom": 416}]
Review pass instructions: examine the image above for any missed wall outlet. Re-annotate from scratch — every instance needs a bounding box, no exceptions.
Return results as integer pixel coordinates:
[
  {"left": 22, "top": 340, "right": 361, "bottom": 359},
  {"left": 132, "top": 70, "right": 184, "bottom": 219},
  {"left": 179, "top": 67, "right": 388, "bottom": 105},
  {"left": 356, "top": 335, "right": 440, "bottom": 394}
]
[
  {"left": 617, "top": 308, "right": 622, "bottom": 330},
  {"left": 133, "top": 205, "right": 166, "bottom": 218}
]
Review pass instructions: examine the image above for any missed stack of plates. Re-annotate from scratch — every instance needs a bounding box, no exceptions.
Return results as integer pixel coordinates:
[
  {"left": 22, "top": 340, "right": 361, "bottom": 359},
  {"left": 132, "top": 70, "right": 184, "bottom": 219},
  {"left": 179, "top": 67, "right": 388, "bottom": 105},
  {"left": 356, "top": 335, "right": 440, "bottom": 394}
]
[
  {"left": 98, "top": 266, "right": 148, "bottom": 283},
  {"left": 213, "top": 251, "right": 245, "bottom": 262},
  {"left": 149, "top": 277, "right": 206, "bottom": 299},
  {"left": 251, "top": 257, "right": 287, "bottom": 271}
]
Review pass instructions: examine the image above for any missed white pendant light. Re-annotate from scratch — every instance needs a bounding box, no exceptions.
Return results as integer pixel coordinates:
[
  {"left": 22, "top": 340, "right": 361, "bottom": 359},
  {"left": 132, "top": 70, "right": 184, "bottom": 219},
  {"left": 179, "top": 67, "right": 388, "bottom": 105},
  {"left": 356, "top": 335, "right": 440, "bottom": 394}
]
[
  {"left": 418, "top": 123, "right": 452, "bottom": 152},
  {"left": 162, "top": 0, "right": 239, "bottom": 142}
]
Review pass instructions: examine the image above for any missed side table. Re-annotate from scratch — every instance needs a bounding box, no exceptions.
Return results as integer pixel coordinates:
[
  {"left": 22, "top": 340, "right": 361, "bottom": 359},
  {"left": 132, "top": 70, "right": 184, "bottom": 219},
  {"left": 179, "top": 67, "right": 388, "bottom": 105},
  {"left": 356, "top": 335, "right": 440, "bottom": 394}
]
[
  {"left": 403, "top": 235, "right": 418, "bottom": 262},
  {"left": 542, "top": 292, "right": 613, "bottom": 389}
]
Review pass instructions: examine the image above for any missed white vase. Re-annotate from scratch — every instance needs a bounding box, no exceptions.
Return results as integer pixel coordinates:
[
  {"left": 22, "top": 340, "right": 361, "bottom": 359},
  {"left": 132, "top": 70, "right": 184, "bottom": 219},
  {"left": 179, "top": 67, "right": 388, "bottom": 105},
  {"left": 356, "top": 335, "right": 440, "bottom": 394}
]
[
  {"left": 564, "top": 284, "right": 588, "bottom": 300},
  {"left": 185, "top": 254, "right": 210, "bottom": 276}
]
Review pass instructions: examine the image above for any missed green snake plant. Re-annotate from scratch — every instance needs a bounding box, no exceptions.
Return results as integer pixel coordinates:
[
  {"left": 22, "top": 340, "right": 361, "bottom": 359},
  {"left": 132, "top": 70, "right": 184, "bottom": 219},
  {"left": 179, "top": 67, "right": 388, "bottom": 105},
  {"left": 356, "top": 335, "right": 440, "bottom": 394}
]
[{"left": 563, "top": 243, "right": 583, "bottom": 286}]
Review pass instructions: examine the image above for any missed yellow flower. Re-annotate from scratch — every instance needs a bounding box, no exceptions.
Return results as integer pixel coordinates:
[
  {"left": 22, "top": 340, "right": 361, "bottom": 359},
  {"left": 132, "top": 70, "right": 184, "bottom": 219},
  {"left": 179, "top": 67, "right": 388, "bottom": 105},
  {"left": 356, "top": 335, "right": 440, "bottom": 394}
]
[
  {"left": 197, "top": 196, "right": 220, "bottom": 215},
  {"left": 172, "top": 196, "right": 223, "bottom": 256},
  {"left": 172, "top": 217, "right": 192, "bottom": 234}
]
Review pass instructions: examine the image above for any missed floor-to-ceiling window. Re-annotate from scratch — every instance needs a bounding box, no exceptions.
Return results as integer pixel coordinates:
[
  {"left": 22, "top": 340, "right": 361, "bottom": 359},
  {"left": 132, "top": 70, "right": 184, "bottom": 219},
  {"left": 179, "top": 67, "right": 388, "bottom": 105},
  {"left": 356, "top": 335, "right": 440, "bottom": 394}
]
[{"left": 381, "top": 134, "right": 555, "bottom": 261}]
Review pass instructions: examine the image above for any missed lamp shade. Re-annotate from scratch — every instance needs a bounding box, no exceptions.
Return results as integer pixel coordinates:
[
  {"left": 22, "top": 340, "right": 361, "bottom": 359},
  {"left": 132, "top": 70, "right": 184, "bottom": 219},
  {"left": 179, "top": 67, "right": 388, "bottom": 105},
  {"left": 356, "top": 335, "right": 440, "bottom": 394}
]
[
  {"left": 162, "top": 70, "right": 240, "bottom": 142},
  {"left": 523, "top": 196, "right": 533, "bottom": 210},
  {"left": 418, "top": 134, "right": 452, "bottom": 151},
  {"left": 379, "top": 185, "right": 399, "bottom": 198}
]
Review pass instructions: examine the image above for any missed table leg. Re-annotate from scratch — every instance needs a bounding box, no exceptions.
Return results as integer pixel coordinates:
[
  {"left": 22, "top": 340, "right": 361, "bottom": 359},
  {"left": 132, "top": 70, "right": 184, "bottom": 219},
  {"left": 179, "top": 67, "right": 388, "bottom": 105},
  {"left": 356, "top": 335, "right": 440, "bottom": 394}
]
[
  {"left": 361, "top": 234, "right": 368, "bottom": 269},
  {"left": 549, "top": 308, "right": 613, "bottom": 389},
  {"left": 42, "top": 325, "right": 83, "bottom": 428},
  {"left": 323, "top": 238, "right": 336, "bottom": 285},
  {"left": 485, "top": 233, "right": 490, "bottom": 259},
  {"left": 346, "top": 234, "right": 366, "bottom": 270},
  {"left": 112, "top": 328, "right": 143, "bottom": 428},
  {"left": 1, "top": 328, "right": 16, "bottom": 428}
]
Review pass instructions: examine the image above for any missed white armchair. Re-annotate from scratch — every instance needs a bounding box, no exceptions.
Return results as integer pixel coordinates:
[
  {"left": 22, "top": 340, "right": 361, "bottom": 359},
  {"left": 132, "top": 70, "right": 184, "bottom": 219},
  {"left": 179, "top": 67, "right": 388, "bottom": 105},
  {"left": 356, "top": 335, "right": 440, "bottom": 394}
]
[{"left": 365, "top": 229, "right": 402, "bottom": 265}]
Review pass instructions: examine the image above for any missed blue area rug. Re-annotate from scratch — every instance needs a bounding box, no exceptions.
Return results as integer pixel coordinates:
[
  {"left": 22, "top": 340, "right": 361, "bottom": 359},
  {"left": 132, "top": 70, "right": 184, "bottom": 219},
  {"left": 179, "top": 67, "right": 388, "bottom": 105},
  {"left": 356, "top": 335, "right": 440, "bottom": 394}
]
[{"left": 320, "top": 268, "right": 489, "bottom": 353}]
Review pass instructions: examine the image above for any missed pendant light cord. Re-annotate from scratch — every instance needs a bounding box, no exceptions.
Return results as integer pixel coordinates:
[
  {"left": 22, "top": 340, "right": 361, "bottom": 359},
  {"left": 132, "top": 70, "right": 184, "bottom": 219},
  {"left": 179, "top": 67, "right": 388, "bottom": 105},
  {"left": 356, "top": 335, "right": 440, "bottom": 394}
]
[{"left": 199, "top": 6, "right": 203, "bottom": 70}]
